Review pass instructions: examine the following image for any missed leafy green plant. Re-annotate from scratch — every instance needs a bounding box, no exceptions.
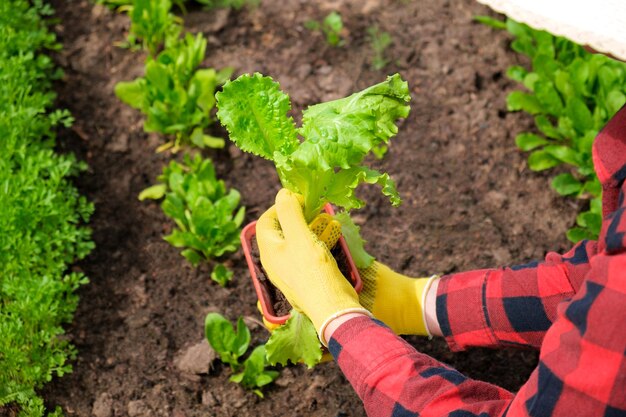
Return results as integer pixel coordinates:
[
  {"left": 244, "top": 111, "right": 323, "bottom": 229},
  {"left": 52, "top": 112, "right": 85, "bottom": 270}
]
[
  {"left": 216, "top": 72, "right": 410, "bottom": 366},
  {"left": 305, "top": 11, "right": 344, "bottom": 47},
  {"left": 230, "top": 345, "right": 279, "bottom": 398},
  {"left": 205, "top": 313, "right": 279, "bottom": 396},
  {"left": 205, "top": 313, "right": 251, "bottom": 370},
  {"left": 139, "top": 154, "right": 244, "bottom": 286},
  {"left": 118, "top": 0, "right": 182, "bottom": 56},
  {"left": 211, "top": 263, "right": 234, "bottom": 286},
  {"left": 367, "top": 26, "right": 392, "bottom": 70},
  {"left": 0, "top": 0, "right": 94, "bottom": 415},
  {"left": 116, "top": 33, "right": 232, "bottom": 152},
  {"left": 477, "top": 16, "right": 626, "bottom": 241}
]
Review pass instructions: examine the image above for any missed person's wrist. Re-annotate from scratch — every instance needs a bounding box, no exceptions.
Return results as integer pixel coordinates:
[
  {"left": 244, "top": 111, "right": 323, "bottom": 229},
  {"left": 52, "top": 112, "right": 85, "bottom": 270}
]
[
  {"left": 322, "top": 312, "right": 370, "bottom": 346},
  {"left": 424, "top": 276, "right": 442, "bottom": 336}
]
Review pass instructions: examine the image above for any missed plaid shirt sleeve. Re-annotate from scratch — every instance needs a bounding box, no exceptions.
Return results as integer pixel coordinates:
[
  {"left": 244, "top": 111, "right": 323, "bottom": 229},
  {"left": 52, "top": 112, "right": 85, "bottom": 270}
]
[
  {"left": 329, "top": 105, "right": 626, "bottom": 416},
  {"left": 436, "top": 238, "right": 598, "bottom": 351}
]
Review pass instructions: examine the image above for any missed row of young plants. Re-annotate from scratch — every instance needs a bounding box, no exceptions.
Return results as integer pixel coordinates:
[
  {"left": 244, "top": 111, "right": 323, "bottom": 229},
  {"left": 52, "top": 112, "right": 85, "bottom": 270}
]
[
  {"left": 110, "top": 0, "right": 409, "bottom": 397},
  {"left": 0, "top": 1, "right": 95, "bottom": 415},
  {"left": 110, "top": 0, "right": 277, "bottom": 395},
  {"left": 477, "top": 16, "right": 626, "bottom": 242}
]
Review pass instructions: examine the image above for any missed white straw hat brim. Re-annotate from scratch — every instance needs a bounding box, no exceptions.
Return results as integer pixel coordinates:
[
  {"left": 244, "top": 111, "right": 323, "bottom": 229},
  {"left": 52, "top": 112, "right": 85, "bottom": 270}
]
[{"left": 477, "top": 0, "right": 626, "bottom": 61}]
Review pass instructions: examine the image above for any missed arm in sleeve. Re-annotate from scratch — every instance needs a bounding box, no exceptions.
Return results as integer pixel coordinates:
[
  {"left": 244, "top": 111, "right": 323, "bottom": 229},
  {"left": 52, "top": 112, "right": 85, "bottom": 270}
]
[
  {"left": 329, "top": 317, "right": 514, "bottom": 417},
  {"left": 331, "top": 250, "right": 626, "bottom": 417},
  {"left": 331, "top": 196, "right": 626, "bottom": 417},
  {"left": 435, "top": 239, "right": 597, "bottom": 351}
]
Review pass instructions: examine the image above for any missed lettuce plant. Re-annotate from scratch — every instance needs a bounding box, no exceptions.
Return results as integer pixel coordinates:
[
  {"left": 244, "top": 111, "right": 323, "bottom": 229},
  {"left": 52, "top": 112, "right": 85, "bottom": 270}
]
[
  {"left": 217, "top": 73, "right": 407, "bottom": 222},
  {"left": 139, "top": 154, "right": 244, "bottom": 286},
  {"left": 205, "top": 313, "right": 279, "bottom": 397},
  {"left": 116, "top": 33, "right": 232, "bottom": 152},
  {"left": 216, "top": 73, "right": 410, "bottom": 367},
  {"left": 368, "top": 26, "right": 393, "bottom": 70},
  {"left": 118, "top": 0, "right": 182, "bottom": 56},
  {"left": 305, "top": 11, "right": 344, "bottom": 47},
  {"left": 477, "top": 16, "right": 626, "bottom": 242}
]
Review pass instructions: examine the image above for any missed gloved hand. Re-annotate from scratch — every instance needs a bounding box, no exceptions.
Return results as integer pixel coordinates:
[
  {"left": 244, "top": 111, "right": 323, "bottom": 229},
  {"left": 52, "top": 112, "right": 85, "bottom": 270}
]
[
  {"left": 256, "top": 189, "right": 371, "bottom": 345},
  {"left": 358, "top": 262, "right": 438, "bottom": 336},
  {"left": 256, "top": 213, "right": 342, "bottom": 331}
]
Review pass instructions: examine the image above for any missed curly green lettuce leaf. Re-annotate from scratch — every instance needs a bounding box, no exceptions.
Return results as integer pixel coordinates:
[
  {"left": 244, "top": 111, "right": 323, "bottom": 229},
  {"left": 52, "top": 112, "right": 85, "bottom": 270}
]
[
  {"left": 293, "top": 73, "right": 410, "bottom": 170},
  {"left": 216, "top": 73, "right": 408, "bottom": 221},
  {"left": 265, "top": 310, "right": 322, "bottom": 369},
  {"left": 216, "top": 73, "right": 299, "bottom": 160}
]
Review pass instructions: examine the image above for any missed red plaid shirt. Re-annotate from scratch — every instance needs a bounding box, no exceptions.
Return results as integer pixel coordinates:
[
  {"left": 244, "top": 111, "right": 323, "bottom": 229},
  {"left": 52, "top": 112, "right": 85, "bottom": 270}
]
[{"left": 329, "top": 106, "right": 626, "bottom": 417}]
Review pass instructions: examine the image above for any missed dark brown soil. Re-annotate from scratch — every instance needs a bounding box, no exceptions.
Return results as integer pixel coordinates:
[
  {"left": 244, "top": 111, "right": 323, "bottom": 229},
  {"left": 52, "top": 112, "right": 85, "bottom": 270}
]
[{"left": 44, "top": 0, "right": 579, "bottom": 416}]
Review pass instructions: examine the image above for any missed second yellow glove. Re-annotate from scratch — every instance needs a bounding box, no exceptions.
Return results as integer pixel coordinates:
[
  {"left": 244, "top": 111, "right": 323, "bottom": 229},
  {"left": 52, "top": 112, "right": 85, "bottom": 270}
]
[{"left": 358, "top": 262, "right": 438, "bottom": 336}]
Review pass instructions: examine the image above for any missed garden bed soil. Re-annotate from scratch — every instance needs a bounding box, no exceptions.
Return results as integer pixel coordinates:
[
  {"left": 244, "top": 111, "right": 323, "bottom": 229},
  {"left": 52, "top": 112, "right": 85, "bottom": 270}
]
[{"left": 44, "top": 0, "right": 579, "bottom": 416}]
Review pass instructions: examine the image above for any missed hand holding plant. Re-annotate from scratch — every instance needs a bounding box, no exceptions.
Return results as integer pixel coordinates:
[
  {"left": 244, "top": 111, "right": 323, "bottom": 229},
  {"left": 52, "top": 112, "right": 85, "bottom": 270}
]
[
  {"left": 256, "top": 189, "right": 370, "bottom": 344},
  {"left": 216, "top": 72, "right": 410, "bottom": 366}
]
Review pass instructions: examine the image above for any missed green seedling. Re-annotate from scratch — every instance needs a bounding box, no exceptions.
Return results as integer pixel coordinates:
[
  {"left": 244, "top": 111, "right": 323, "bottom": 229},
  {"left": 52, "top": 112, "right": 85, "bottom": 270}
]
[
  {"left": 205, "top": 313, "right": 251, "bottom": 370},
  {"left": 305, "top": 11, "right": 344, "bottom": 47},
  {"left": 230, "top": 345, "right": 280, "bottom": 398},
  {"left": 116, "top": 33, "right": 232, "bottom": 152},
  {"left": 216, "top": 73, "right": 410, "bottom": 366},
  {"left": 368, "top": 26, "right": 392, "bottom": 70},
  {"left": 139, "top": 154, "right": 244, "bottom": 285},
  {"left": 119, "top": 0, "right": 182, "bottom": 56},
  {"left": 205, "top": 313, "right": 279, "bottom": 396}
]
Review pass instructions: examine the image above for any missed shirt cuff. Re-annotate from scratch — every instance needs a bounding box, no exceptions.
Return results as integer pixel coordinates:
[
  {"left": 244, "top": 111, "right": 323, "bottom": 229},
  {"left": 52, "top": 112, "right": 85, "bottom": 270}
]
[{"left": 436, "top": 270, "right": 498, "bottom": 351}]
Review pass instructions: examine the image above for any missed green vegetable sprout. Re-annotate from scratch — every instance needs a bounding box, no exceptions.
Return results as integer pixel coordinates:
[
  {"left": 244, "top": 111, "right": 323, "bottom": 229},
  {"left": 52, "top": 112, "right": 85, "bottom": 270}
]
[
  {"left": 305, "top": 11, "right": 344, "bottom": 47},
  {"left": 477, "top": 16, "right": 626, "bottom": 242},
  {"left": 119, "top": 0, "right": 182, "bottom": 56},
  {"left": 368, "top": 26, "right": 393, "bottom": 70},
  {"left": 116, "top": 33, "right": 233, "bottom": 152},
  {"left": 139, "top": 154, "right": 245, "bottom": 286},
  {"left": 216, "top": 72, "right": 410, "bottom": 366},
  {"left": 205, "top": 313, "right": 279, "bottom": 397}
]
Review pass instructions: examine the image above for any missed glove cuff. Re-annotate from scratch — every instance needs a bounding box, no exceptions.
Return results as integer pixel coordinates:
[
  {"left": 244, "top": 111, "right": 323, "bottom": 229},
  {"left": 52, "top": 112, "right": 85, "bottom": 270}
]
[
  {"left": 420, "top": 274, "right": 440, "bottom": 338},
  {"left": 317, "top": 307, "right": 374, "bottom": 347}
]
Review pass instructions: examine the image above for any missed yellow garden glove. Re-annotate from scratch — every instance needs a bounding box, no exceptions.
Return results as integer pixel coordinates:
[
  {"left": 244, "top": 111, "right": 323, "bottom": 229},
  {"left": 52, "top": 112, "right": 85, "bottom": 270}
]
[
  {"left": 257, "top": 213, "right": 342, "bottom": 332},
  {"left": 358, "top": 262, "right": 438, "bottom": 336},
  {"left": 256, "top": 189, "right": 371, "bottom": 345}
]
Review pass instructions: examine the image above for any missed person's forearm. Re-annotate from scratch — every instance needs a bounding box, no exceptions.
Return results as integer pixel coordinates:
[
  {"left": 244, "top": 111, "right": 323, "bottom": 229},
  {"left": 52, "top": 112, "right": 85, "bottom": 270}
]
[
  {"left": 328, "top": 316, "right": 514, "bottom": 417},
  {"left": 435, "top": 239, "right": 596, "bottom": 351}
]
